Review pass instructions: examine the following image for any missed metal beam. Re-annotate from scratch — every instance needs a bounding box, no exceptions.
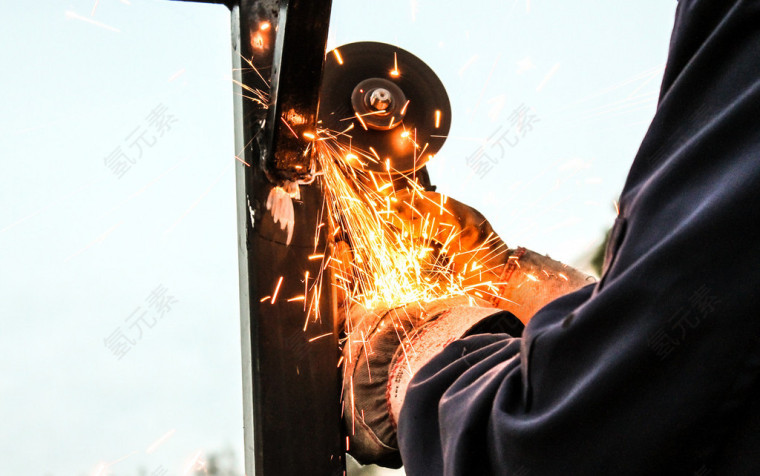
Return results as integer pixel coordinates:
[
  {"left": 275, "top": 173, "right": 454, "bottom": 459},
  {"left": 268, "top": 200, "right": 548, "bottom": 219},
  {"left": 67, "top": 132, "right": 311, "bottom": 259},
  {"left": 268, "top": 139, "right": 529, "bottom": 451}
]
[{"left": 229, "top": 1, "right": 344, "bottom": 476}]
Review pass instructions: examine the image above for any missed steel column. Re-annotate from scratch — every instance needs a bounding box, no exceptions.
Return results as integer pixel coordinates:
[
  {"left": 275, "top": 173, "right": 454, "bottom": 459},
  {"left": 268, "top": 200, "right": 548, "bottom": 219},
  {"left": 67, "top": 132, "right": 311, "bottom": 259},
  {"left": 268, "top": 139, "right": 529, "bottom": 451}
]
[{"left": 229, "top": 1, "right": 343, "bottom": 476}]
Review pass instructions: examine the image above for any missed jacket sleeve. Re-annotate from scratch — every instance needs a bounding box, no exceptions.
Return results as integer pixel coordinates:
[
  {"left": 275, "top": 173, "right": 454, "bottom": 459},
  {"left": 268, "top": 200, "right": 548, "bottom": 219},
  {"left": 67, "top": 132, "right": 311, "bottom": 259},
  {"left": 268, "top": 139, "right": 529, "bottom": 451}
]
[{"left": 397, "top": 1, "right": 760, "bottom": 474}]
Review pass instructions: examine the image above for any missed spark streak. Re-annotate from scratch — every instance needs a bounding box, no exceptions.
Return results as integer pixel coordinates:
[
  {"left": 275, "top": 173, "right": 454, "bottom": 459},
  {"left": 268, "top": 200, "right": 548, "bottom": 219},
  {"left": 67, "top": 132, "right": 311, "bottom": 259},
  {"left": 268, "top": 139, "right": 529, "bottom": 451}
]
[
  {"left": 536, "top": 63, "right": 561, "bottom": 92},
  {"left": 312, "top": 135, "right": 474, "bottom": 311},
  {"left": 146, "top": 429, "right": 176, "bottom": 454},
  {"left": 65, "top": 11, "right": 120, "bottom": 32},
  {"left": 271, "top": 276, "right": 284, "bottom": 304},
  {"left": 333, "top": 48, "right": 344, "bottom": 65}
]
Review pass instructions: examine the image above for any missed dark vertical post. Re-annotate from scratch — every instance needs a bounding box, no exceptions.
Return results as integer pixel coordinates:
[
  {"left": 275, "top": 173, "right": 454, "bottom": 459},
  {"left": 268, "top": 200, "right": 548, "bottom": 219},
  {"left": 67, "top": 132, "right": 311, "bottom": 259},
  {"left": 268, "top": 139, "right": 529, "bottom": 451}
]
[{"left": 229, "top": 1, "right": 344, "bottom": 476}]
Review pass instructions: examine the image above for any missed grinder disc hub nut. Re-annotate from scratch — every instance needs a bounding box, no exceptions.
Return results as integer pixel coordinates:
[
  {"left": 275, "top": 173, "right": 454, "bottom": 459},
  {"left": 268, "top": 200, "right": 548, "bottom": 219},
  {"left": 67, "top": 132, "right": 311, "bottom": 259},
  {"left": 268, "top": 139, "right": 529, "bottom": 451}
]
[
  {"left": 368, "top": 88, "right": 392, "bottom": 111},
  {"left": 351, "top": 78, "right": 407, "bottom": 130}
]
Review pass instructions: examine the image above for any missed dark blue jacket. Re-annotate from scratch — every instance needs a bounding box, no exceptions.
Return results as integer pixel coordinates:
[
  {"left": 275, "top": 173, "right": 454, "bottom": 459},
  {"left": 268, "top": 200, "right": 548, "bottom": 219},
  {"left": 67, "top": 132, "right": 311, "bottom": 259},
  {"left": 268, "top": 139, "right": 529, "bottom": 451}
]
[{"left": 398, "top": 1, "right": 760, "bottom": 474}]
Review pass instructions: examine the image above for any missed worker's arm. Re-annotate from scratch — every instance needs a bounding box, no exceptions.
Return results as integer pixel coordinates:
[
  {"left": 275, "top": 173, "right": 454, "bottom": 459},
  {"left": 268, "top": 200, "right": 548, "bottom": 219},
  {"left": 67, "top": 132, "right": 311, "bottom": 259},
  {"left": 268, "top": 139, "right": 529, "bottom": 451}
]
[
  {"left": 349, "top": 1, "right": 760, "bottom": 473},
  {"left": 398, "top": 1, "right": 760, "bottom": 474}
]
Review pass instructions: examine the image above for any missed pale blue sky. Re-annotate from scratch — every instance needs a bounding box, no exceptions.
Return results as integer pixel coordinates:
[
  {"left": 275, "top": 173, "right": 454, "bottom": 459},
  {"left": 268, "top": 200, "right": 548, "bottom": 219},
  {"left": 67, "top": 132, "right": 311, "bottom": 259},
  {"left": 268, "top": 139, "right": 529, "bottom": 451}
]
[{"left": 0, "top": 1, "right": 676, "bottom": 474}]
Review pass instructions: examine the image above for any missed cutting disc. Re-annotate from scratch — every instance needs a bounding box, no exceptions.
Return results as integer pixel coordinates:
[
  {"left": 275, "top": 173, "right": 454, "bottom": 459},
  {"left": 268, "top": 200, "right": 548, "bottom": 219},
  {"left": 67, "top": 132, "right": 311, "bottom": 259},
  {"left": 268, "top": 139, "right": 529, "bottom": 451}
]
[{"left": 318, "top": 41, "right": 452, "bottom": 175}]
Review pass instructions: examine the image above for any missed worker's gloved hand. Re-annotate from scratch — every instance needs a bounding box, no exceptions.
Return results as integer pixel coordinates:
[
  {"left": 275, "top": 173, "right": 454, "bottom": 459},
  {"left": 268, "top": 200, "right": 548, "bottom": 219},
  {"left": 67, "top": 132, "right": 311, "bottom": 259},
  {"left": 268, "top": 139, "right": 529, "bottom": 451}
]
[
  {"left": 342, "top": 296, "right": 523, "bottom": 467},
  {"left": 339, "top": 191, "right": 593, "bottom": 466},
  {"left": 390, "top": 191, "right": 593, "bottom": 324}
]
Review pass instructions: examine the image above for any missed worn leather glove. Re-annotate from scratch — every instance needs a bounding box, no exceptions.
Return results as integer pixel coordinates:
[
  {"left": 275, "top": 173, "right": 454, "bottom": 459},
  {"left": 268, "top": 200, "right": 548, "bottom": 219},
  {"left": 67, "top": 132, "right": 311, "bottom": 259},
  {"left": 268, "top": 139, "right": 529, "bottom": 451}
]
[{"left": 342, "top": 296, "right": 523, "bottom": 467}]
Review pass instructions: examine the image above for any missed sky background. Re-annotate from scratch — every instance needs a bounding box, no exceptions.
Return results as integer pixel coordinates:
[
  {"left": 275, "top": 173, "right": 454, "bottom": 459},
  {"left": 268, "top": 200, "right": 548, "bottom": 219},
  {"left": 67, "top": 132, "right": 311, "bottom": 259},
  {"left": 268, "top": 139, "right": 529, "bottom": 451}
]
[{"left": 0, "top": 1, "right": 677, "bottom": 474}]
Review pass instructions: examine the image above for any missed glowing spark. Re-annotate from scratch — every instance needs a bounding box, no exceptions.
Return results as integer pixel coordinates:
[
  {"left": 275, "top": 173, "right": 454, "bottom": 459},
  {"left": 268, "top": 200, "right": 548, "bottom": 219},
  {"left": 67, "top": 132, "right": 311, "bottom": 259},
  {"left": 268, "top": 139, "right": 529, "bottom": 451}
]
[
  {"left": 167, "top": 68, "right": 185, "bottom": 82},
  {"left": 354, "top": 112, "right": 368, "bottom": 130},
  {"left": 308, "top": 254, "right": 325, "bottom": 260},
  {"left": 368, "top": 146, "right": 381, "bottom": 163},
  {"left": 183, "top": 452, "right": 205, "bottom": 476},
  {"left": 303, "top": 132, "right": 316, "bottom": 140},
  {"left": 65, "top": 10, "right": 120, "bottom": 32},
  {"left": 400, "top": 99, "right": 411, "bottom": 116},
  {"left": 164, "top": 164, "right": 230, "bottom": 236},
  {"left": 525, "top": 273, "right": 539, "bottom": 282},
  {"left": 2, "top": 178, "right": 99, "bottom": 235},
  {"left": 390, "top": 52, "right": 400, "bottom": 77},
  {"left": 64, "top": 221, "right": 123, "bottom": 262},
  {"left": 287, "top": 295, "right": 306, "bottom": 302},
  {"left": 345, "top": 153, "right": 361, "bottom": 166},
  {"left": 252, "top": 32, "right": 265, "bottom": 49},
  {"left": 259, "top": 21, "right": 271, "bottom": 31},
  {"left": 313, "top": 138, "right": 471, "bottom": 312},
  {"left": 350, "top": 376, "right": 356, "bottom": 434},
  {"left": 469, "top": 55, "right": 501, "bottom": 120},
  {"left": 235, "top": 155, "right": 251, "bottom": 167},
  {"left": 260, "top": 295, "right": 271, "bottom": 302},
  {"left": 280, "top": 116, "right": 299, "bottom": 138},
  {"left": 271, "top": 276, "right": 284, "bottom": 304},
  {"left": 434, "top": 110, "right": 442, "bottom": 128},
  {"left": 91, "top": 463, "right": 108, "bottom": 476},
  {"left": 536, "top": 63, "right": 561, "bottom": 92},
  {"left": 146, "top": 429, "right": 176, "bottom": 454},
  {"left": 333, "top": 48, "right": 344, "bottom": 65},
  {"left": 309, "top": 332, "right": 332, "bottom": 342}
]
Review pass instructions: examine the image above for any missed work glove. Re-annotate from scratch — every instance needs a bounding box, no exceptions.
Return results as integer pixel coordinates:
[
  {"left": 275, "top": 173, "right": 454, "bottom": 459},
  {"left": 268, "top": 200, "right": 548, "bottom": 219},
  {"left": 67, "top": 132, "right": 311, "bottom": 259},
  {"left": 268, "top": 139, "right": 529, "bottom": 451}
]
[
  {"left": 389, "top": 191, "right": 593, "bottom": 324},
  {"left": 342, "top": 295, "right": 523, "bottom": 467},
  {"left": 339, "top": 192, "right": 594, "bottom": 466}
]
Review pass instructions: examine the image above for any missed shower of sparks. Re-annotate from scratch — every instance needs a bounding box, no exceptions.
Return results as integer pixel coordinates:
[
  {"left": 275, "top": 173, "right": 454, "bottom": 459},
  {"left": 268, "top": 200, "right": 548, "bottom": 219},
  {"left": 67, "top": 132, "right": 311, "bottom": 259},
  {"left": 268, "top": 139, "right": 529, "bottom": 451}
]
[
  {"left": 231, "top": 54, "right": 271, "bottom": 108},
  {"left": 233, "top": 45, "right": 515, "bottom": 427},
  {"left": 311, "top": 136, "right": 489, "bottom": 313}
]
